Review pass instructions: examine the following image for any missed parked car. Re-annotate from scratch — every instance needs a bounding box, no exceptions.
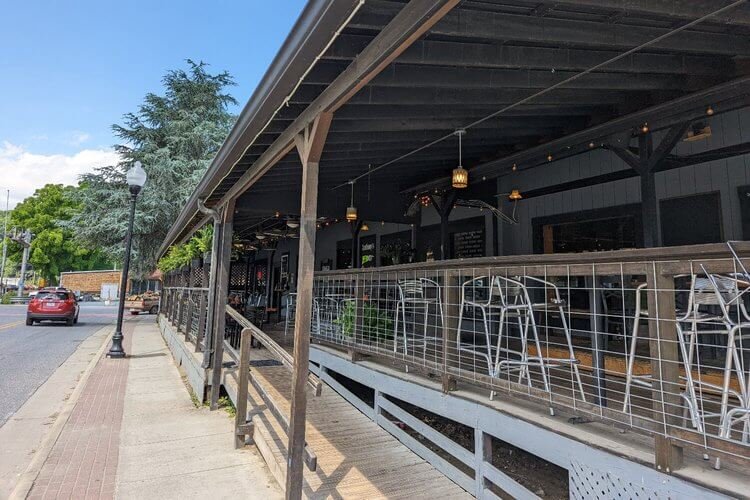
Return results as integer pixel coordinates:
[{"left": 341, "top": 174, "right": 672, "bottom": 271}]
[
  {"left": 26, "top": 288, "right": 80, "bottom": 326},
  {"left": 124, "top": 291, "right": 160, "bottom": 315}
]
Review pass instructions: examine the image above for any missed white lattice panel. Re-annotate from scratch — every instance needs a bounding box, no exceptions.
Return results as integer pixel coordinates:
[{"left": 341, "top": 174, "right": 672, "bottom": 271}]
[{"left": 570, "top": 461, "right": 664, "bottom": 500}]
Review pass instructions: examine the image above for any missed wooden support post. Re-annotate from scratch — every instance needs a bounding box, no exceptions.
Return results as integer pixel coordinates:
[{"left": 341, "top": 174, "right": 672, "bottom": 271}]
[
  {"left": 640, "top": 168, "right": 659, "bottom": 248},
  {"left": 171, "top": 288, "right": 179, "bottom": 324},
  {"left": 185, "top": 291, "right": 194, "bottom": 340},
  {"left": 646, "top": 264, "right": 683, "bottom": 472},
  {"left": 235, "top": 327, "right": 253, "bottom": 448},
  {"left": 429, "top": 190, "right": 458, "bottom": 260},
  {"left": 442, "top": 269, "right": 459, "bottom": 392},
  {"left": 176, "top": 289, "right": 184, "bottom": 333},
  {"left": 196, "top": 291, "right": 207, "bottom": 352},
  {"left": 608, "top": 123, "right": 690, "bottom": 248},
  {"left": 202, "top": 216, "right": 223, "bottom": 369},
  {"left": 209, "top": 200, "right": 236, "bottom": 410},
  {"left": 287, "top": 112, "right": 332, "bottom": 500},
  {"left": 474, "top": 429, "right": 492, "bottom": 499}
]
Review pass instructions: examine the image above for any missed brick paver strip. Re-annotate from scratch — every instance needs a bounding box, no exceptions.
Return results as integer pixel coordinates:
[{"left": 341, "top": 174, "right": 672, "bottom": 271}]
[{"left": 28, "top": 320, "right": 136, "bottom": 500}]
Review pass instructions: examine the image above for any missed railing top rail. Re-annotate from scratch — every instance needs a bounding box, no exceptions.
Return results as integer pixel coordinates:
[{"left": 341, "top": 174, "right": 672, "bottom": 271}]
[
  {"left": 225, "top": 305, "right": 322, "bottom": 395},
  {"left": 315, "top": 241, "right": 750, "bottom": 277},
  {"left": 163, "top": 286, "right": 210, "bottom": 291}
]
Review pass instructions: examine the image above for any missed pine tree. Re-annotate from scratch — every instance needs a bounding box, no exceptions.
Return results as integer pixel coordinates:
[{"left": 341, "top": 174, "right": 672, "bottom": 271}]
[{"left": 71, "top": 60, "right": 236, "bottom": 277}]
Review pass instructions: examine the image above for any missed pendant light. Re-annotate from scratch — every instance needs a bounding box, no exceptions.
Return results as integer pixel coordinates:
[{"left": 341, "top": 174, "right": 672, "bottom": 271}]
[
  {"left": 452, "top": 129, "right": 468, "bottom": 189},
  {"left": 346, "top": 180, "right": 358, "bottom": 222},
  {"left": 508, "top": 189, "right": 523, "bottom": 201}
]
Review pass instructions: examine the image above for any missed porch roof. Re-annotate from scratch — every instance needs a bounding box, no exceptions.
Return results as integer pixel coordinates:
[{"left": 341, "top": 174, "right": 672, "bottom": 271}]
[{"left": 160, "top": 0, "right": 750, "bottom": 256}]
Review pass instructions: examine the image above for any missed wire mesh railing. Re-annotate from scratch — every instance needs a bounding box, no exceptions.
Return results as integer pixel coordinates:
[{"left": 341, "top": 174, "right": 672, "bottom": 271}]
[
  {"left": 162, "top": 287, "right": 209, "bottom": 349},
  {"left": 311, "top": 243, "right": 750, "bottom": 469}
]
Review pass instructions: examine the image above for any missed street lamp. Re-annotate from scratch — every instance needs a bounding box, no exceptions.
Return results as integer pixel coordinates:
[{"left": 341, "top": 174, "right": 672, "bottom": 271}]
[{"left": 107, "top": 161, "right": 147, "bottom": 358}]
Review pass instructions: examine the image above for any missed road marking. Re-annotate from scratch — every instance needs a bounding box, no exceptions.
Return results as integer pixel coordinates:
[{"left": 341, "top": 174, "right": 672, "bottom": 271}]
[{"left": 0, "top": 320, "right": 24, "bottom": 331}]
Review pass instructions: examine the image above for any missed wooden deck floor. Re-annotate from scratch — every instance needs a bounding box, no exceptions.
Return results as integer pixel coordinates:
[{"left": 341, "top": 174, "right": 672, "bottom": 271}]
[{"left": 231, "top": 338, "right": 471, "bottom": 499}]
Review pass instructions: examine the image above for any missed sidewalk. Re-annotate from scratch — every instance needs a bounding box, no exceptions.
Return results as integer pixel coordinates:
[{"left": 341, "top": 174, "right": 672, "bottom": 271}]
[{"left": 22, "top": 317, "right": 280, "bottom": 500}]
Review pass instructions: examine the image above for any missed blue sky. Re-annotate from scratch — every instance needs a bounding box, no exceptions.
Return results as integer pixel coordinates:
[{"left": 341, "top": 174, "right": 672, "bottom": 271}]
[{"left": 0, "top": 0, "right": 306, "bottom": 206}]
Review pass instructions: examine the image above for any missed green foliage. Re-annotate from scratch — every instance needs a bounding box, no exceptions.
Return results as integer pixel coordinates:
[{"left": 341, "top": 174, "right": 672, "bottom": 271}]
[
  {"left": 1, "top": 292, "right": 13, "bottom": 305},
  {"left": 9, "top": 184, "right": 110, "bottom": 284},
  {"left": 335, "top": 301, "right": 394, "bottom": 341},
  {"left": 69, "top": 60, "right": 236, "bottom": 278},
  {"left": 157, "top": 224, "right": 213, "bottom": 273},
  {"left": 217, "top": 396, "right": 236, "bottom": 418},
  {"left": 194, "top": 226, "right": 213, "bottom": 254}
]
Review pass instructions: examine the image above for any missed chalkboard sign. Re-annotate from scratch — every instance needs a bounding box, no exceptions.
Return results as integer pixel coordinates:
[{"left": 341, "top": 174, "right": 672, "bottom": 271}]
[
  {"left": 452, "top": 228, "right": 485, "bottom": 258},
  {"left": 359, "top": 235, "right": 377, "bottom": 268}
]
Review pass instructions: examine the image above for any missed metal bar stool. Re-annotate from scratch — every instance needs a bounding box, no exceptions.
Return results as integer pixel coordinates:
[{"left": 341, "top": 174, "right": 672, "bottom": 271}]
[{"left": 393, "top": 278, "right": 444, "bottom": 356}]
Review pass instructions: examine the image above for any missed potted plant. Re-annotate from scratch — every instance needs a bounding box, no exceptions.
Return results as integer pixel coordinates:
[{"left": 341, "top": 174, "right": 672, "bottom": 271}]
[
  {"left": 335, "top": 301, "right": 394, "bottom": 341},
  {"left": 381, "top": 240, "right": 409, "bottom": 266}
]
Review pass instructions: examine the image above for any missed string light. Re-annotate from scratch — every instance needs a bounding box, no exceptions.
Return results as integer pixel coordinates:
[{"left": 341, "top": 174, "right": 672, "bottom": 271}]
[
  {"left": 706, "top": 105, "right": 714, "bottom": 116},
  {"left": 509, "top": 189, "right": 523, "bottom": 201},
  {"left": 346, "top": 180, "right": 357, "bottom": 222},
  {"left": 451, "top": 130, "right": 468, "bottom": 189},
  {"left": 547, "top": 154, "right": 553, "bottom": 162},
  {"left": 641, "top": 122, "right": 649, "bottom": 134}
]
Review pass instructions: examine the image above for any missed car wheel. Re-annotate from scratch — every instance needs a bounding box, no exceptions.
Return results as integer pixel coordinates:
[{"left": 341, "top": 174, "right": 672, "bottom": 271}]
[
  {"left": 66, "top": 317, "right": 74, "bottom": 327},
  {"left": 26, "top": 318, "right": 34, "bottom": 326},
  {"left": 74, "top": 315, "right": 79, "bottom": 324},
  {"left": 149, "top": 306, "right": 158, "bottom": 314}
]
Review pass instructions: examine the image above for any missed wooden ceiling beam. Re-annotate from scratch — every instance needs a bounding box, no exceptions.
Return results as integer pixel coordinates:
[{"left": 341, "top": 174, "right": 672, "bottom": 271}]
[
  {"left": 324, "top": 34, "right": 734, "bottom": 76},
  {"left": 353, "top": 0, "right": 750, "bottom": 56}
]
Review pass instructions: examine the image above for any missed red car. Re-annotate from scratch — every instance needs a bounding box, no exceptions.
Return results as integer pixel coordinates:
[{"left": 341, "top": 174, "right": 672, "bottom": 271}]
[{"left": 26, "top": 288, "right": 80, "bottom": 326}]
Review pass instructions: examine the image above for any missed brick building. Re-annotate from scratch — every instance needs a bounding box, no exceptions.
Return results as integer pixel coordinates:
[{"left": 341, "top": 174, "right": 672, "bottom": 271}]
[{"left": 59, "top": 270, "right": 123, "bottom": 299}]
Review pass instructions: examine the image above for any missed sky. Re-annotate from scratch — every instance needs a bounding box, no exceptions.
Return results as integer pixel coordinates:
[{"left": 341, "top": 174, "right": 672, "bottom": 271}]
[{"left": 0, "top": 0, "right": 307, "bottom": 208}]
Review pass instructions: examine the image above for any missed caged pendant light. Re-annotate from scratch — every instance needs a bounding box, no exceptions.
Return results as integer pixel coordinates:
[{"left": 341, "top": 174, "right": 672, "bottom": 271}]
[
  {"left": 346, "top": 180, "right": 358, "bottom": 222},
  {"left": 452, "top": 129, "right": 468, "bottom": 189}
]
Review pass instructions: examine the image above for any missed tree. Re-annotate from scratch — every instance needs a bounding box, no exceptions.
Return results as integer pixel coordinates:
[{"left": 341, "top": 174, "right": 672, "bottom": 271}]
[
  {"left": 70, "top": 60, "right": 236, "bottom": 277},
  {"left": 10, "top": 184, "right": 110, "bottom": 284}
]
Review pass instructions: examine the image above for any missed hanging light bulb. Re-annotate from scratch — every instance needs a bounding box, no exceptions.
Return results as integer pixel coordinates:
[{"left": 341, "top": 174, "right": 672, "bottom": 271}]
[
  {"left": 512, "top": 163, "right": 517, "bottom": 171},
  {"left": 452, "top": 129, "right": 468, "bottom": 189},
  {"left": 706, "top": 105, "right": 714, "bottom": 116},
  {"left": 346, "top": 180, "right": 357, "bottom": 222},
  {"left": 547, "top": 153, "right": 553, "bottom": 162},
  {"left": 508, "top": 189, "right": 523, "bottom": 201},
  {"left": 641, "top": 122, "right": 649, "bottom": 134}
]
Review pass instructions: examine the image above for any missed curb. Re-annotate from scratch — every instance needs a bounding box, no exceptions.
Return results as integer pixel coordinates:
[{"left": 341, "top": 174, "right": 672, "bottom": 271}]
[{"left": 9, "top": 324, "right": 115, "bottom": 500}]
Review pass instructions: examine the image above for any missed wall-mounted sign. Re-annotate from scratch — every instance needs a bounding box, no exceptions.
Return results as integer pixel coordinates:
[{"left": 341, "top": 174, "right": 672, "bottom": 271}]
[
  {"left": 452, "top": 229, "right": 485, "bottom": 259},
  {"left": 360, "top": 235, "right": 376, "bottom": 268}
]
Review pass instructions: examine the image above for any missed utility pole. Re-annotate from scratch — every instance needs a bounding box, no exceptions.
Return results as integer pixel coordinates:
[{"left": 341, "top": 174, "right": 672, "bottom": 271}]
[
  {"left": 0, "top": 189, "right": 9, "bottom": 293},
  {"left": 11, "top": 229, "right": 32, "bottom": 298}
]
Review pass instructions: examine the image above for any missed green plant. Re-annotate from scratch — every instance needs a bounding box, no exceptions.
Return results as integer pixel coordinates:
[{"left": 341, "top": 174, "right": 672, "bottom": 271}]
[
  {"left": 335, "top": 301, "right": 394, "bottom": 341},
  {"left": 194, "top": 226, "right": 213, "bottom": 254},
  {"left": 217, "top": 396, "right": 236, "bottom": 417},
  {"left": 158, "top": 225, "right": 214, "bottom": 272},
  {"left": 189, "top": 389, "right": 201, "bottom": 408},
  {"left": 1, "top": 292, "right": 13, "bottom": 305}
]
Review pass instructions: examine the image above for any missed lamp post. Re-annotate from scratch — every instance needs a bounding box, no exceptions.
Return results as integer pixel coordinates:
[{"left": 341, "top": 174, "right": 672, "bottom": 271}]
[{"left": 108, "top": 161, "right": 147, "bottom": 358}]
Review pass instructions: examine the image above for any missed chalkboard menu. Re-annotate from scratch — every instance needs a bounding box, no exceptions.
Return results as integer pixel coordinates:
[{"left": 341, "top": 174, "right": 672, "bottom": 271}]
[
  {"left": 359, "top": 235, "right": 376, "bottom": 268},
  {"left": 452, "top": 228, "right": 485, "bottom": 258}
]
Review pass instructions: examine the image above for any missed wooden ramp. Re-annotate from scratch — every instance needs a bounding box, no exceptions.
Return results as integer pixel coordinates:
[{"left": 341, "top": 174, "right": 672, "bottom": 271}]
[{"left": 236, "top": 345, "right": 471, "bottom": 499}]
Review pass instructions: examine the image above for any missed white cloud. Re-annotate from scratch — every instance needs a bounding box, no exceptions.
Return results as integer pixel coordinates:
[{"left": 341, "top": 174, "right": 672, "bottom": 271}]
[
  {"left": 0, "top": 141, "right": 120, "bottom": 208},
  {"left": 68, "top": 131, "right": 91, "bottom": 146}
]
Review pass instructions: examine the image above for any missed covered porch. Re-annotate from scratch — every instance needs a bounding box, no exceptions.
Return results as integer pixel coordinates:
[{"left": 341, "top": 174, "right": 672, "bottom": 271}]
[{"left": 158, "top": 1, "right": 750, "bottom": 497}]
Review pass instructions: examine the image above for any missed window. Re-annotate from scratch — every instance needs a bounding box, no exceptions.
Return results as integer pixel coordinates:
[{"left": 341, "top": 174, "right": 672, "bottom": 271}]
[
  {"left": 660, "top": 192, "right": 722, "bottom": 246},
  {"left": 37, "top": 292, "right": 68, "bottom": 300},
  {"left": 533, "top": 205, "right": 642, "bottom": 254}
]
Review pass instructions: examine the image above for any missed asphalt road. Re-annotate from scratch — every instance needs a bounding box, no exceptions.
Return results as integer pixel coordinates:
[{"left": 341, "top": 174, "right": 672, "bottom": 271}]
[{"left": 0, "top": 303, "right": 118, "bottom": 426}]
